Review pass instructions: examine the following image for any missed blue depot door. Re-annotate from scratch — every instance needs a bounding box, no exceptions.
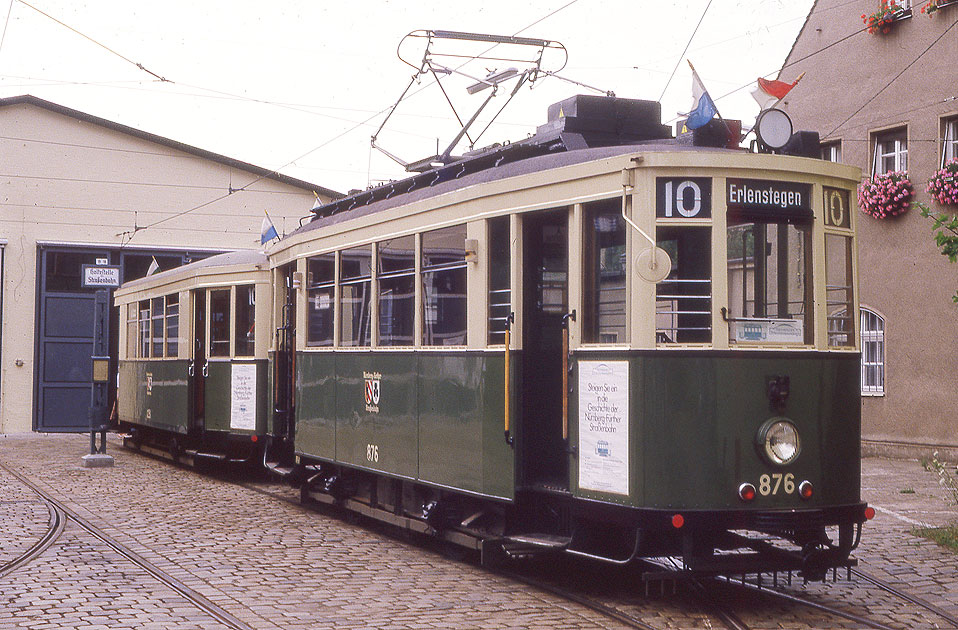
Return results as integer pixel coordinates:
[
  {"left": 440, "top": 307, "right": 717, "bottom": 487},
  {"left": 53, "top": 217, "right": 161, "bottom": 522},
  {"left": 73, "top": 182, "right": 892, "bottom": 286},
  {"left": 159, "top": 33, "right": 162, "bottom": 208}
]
[{"left": 36, "top": 248, "right": 109, "bottom": 431}]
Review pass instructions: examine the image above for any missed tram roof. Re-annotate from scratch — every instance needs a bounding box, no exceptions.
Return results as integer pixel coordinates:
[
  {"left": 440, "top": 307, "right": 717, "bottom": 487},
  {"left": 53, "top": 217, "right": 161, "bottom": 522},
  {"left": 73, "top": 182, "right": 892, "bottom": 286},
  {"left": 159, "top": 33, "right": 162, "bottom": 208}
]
[
  {"left": 119, "top": 249, "right": 269, "bottom": 292},
  {"left": 292, "top": 142, "right": 731, "bottom": 235}
]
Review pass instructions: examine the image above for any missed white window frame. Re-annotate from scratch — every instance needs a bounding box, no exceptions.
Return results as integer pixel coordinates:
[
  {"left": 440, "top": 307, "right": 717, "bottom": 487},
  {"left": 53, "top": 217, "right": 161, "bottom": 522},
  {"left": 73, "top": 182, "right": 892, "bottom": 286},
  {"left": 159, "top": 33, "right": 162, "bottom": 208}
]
[
  {"left": 860, "top": 307, "right": 885, "bottom": 396},
  {"left": 821, "top": 141, "right": 842, "bottom": 163},
  {"left": 872, "top": 129, "right": 908, "bottom": 175},
  {"left": 941, "top": 117, "right": 958, "bottom": 167}
]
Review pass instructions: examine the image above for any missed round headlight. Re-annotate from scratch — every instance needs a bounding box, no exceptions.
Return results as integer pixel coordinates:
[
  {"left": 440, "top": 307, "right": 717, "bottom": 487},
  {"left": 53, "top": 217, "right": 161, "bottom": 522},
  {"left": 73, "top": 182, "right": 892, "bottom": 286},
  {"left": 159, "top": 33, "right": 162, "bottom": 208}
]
[{"left": 758, "top": 418, "right": 801, "bottom": 465}]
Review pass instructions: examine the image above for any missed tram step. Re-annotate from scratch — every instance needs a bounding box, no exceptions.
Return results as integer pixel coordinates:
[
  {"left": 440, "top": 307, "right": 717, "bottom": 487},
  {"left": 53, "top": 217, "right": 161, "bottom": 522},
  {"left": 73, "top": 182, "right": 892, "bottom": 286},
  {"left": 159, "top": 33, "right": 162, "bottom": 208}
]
[
  {"left": 501, "top": 534, "right": 572, "bottom": 559},
  {"left": 188, "top": 450, "right": 228, "bottom": 462}
]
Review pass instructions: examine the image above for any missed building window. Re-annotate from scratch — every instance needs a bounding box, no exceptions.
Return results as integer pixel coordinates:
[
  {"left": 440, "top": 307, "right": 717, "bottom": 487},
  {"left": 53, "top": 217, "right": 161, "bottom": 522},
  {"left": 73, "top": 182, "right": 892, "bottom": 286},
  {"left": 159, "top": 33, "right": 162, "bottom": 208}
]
[
  {"left": 942, "top": 117, "right": 958, "bottom": 166},
  {"left": 861, "top": 308, "right": 885, "bottom": 395},
  {"left": 821, "top": 141, "right": 842, "bottom": 162},
  {"left": 872, "top": 128, "right": 907, "bottom": 174}
]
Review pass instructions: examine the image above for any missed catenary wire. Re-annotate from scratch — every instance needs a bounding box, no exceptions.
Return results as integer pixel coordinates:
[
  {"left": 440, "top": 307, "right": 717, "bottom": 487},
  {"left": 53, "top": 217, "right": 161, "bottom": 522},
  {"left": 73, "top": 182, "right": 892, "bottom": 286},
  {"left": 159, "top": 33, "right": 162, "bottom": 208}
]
[{"left": 657, "top": 0, "right": 714, "bottom": 102}]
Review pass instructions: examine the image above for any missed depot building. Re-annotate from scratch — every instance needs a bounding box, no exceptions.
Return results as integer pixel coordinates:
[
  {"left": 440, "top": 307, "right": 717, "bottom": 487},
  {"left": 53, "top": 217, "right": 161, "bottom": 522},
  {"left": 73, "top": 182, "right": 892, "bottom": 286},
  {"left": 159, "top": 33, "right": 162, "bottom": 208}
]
[{"left": 0, "top": 95, "right": 339, "bottom": 434}]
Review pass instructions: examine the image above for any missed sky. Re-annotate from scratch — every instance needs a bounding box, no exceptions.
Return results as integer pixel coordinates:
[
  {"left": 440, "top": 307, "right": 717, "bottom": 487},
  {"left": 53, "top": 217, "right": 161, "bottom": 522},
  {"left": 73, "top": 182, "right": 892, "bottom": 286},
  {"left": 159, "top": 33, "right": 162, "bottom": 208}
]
[{"left": 0, "top": 0, "right": 815, "bottom": 196}]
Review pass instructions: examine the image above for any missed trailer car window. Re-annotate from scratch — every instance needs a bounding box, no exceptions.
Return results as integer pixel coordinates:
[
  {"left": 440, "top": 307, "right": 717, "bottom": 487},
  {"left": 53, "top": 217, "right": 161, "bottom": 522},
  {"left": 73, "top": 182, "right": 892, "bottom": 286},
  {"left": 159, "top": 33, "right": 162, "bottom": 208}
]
[
  {"left": 166, "top": 294, "right": 179, "bottom": 357},
  {"left": 138, "top": 300, "right": 150, "bottom": 358},
  {"left": 235, "top": 285, "right": 255, "bottom": 357},
  {"left": 209, "top": 289, "right": 231, "bottom": 356}
]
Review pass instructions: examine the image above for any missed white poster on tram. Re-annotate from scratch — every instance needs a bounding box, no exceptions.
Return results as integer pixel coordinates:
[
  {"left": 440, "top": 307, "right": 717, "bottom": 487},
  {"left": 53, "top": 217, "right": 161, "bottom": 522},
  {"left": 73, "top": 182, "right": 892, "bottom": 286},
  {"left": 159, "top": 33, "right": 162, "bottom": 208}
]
[
  {"left": 577, "top": 360, "right": 630, "bottom": 496},
  {"left": 230, "top": 363, "right": 257, "bottom": 431}
]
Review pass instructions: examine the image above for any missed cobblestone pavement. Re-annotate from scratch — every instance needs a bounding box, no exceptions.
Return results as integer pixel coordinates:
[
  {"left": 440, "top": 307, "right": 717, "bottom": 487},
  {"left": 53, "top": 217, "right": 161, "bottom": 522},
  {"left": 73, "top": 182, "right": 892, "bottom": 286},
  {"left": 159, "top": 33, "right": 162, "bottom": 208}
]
[{"left": 1, "top": 433, "right": 956, "bottom": 630}]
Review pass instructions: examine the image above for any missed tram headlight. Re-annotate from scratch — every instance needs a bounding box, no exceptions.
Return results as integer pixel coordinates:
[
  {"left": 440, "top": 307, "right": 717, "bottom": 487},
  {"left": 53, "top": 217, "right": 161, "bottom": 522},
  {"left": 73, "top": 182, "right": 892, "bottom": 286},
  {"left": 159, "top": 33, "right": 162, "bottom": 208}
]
[{"left": 756, "top": 418, "right": 801, "bottom": 466}]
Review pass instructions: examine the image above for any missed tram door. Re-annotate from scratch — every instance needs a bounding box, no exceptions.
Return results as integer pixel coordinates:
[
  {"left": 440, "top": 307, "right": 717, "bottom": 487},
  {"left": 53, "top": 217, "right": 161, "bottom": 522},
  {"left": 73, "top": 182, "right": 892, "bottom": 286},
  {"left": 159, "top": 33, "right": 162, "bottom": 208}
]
[
  {"left": 520, "top": 209, "right": 570, "bottom": 490},
  {"left": 272, "top": 264, "right": 296, "bottom": 444},
  {"left": 188, "top": 290, "right": 207, "bottom": 434}
]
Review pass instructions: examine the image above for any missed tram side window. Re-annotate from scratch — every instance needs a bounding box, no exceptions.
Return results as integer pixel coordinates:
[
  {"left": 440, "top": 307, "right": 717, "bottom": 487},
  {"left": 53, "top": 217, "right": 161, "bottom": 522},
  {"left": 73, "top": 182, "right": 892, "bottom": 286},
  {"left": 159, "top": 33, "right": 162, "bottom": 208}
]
[
  {"left": 487, "top": 217, "right": 511, "bottom": 345},
  {"left": 422, "top": 225, "right": 467, "bottom": 346},
  {"left": 378, "top": 236, "right": 416, "bottom": 346},
  {"left": 582, "top": 200, "right": 627, "bottom": 344},
  {"left": 166, "top": 294, "right": 179, "bottom": 357},
  {"left": 656, "top": 227, "right": 712, "bottom": 344},
  {"left": 235, "top": 285, "right": 255, "bottom": 357},
  {"left": 306, "top": 254, "right": 335, "bottom": 346},
  {"left": 726, "top": 217, "right": 812, "bottom": 345},
  {"left": 138, "top": 300, "right": 150, "bottom": 358},
  {"left": 825, "top": 234, "right": 855, "bottom": 347},
  {"left": 127, "top": 304, "right": 138, "bottom": 359},
  {"left": 210, "top": 289, "right": 231, "bottom": 357},
  {"left": 151, "top": 297, "right": 164, "bottom": 358},
  {"left": 340, "top": 245, "right": 372, "bottom": 347}
]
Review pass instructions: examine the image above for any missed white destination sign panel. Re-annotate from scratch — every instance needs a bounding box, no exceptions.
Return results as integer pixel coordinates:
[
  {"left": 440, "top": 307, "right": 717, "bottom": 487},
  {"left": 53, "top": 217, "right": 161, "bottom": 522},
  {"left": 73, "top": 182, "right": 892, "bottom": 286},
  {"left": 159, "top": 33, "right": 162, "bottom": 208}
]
[
  {"left": 81, "top": 265, "right": 121, "bottom": 287},
  {"left": 578, "top": 360, "right": 630, "bottom": 496},
  {"left": 230, "top": 363, "right": 257, "bottom": 431}
]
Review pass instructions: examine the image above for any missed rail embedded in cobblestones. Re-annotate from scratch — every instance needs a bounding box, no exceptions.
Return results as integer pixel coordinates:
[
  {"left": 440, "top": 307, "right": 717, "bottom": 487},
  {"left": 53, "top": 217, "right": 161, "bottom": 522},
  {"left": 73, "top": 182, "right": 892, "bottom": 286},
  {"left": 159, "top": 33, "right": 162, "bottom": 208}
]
[{"left": 0, "top": 460, "right": 253, "bottom": 630}]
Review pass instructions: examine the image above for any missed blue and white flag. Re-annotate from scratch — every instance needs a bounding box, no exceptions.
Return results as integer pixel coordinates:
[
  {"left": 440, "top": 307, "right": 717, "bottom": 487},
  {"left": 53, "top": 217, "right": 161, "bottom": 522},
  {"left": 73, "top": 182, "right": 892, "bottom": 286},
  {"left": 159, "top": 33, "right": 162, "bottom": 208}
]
[
  {"left": 261, "top": 214, "right": 279, "bottom": 245},
  {"left": 685, "top": 62, "right": 718, "bottom": 130}
]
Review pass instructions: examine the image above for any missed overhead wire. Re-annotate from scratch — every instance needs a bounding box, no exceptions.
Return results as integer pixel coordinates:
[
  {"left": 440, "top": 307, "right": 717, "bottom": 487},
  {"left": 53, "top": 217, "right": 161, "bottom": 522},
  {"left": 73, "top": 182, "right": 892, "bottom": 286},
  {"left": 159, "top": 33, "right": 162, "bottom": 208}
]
[{"left": 657, "top": 0, "right": 714, "bottom": 102}]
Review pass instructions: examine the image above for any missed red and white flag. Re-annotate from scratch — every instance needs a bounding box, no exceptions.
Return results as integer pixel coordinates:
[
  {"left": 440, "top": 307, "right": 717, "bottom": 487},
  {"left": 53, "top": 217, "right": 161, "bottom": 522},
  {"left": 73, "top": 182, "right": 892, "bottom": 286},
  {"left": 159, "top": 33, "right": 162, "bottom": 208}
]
[{"left": 751, "top": 73, "right": 805, "bottom": 110}]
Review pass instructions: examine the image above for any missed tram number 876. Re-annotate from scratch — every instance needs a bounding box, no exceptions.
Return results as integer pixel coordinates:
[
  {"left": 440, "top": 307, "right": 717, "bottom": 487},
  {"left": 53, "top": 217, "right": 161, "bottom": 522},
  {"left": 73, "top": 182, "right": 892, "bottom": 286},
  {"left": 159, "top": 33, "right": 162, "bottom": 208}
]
[
  {"left": 366, "top": 444, "right": 379, "bottom": 463},
  {"left": 759, "top": 472, "right": 795, "bottom": 496}
]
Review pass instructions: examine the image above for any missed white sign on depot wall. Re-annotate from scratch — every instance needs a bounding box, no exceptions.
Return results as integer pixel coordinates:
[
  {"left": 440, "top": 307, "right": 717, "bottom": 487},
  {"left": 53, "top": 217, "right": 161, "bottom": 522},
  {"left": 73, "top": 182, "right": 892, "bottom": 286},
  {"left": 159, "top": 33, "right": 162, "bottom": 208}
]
[{"left": 577, "top": 361, "right": 630, "bottom": 496}]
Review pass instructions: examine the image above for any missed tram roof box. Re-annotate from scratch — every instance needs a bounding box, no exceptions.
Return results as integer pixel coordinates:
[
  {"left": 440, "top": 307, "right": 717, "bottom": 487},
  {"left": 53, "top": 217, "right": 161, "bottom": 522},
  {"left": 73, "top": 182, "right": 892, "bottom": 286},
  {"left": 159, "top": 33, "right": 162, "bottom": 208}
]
[
  {"left": 537, "top": 95, "right": 672, "bottom": 144},
  {"left": 675, "top": 118, "right": 743, "bottom": 149}
]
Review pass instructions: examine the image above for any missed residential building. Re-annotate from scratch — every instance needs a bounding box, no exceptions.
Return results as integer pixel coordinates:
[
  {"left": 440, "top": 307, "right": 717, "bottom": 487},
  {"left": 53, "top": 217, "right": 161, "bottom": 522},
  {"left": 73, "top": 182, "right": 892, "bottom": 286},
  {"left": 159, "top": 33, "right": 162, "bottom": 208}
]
[{"left": 780, "top": 0, "right": 958, "bottom": 458}]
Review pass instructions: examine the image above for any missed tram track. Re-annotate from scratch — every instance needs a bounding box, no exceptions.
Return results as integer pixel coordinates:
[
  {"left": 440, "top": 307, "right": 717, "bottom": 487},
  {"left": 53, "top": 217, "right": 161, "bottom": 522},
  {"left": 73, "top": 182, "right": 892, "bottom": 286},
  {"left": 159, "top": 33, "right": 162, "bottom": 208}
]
[{"left": 0, "top": 460, "right": 254, "bottom": 630}]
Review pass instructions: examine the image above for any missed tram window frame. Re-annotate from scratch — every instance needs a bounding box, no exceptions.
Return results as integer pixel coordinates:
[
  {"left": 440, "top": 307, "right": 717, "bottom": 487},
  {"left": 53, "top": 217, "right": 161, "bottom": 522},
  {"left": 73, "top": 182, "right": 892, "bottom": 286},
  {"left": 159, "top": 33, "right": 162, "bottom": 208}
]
[
  {"left": 165, "top": 294, "right": 179, "bottom": 358},
  {"left": 150, "top": 297, "right": 164, "bottom": 358},
  {"left": 726, "top": 215, "right": 813, "bottom": 346},
  {"left": 340, "top": 245, "right": 373, "bottom": 347},
  {"left": 825, "top": 233, "right": 855, "bottom": 348},
  {"left": 421, "top": 224, "right": 468, "bottom": 347},
  {"left": 306, "top": 254, "right": 335, "bottom": 347},
  {"left": 655, "top": 226, "right": 712, "bottom": 345},
  {"left": 487, "top": 216, "right": 511, "bottom": 346},
  {"left": 138, "top": 300, "right": 151, "bottom": 358},
  {"left": 582, "top": 199, "right": 628, "bottom": 345},
  {"left": 126, "top": 303, "right": 138, "bottom": 359},
  {"left": 234, "top": 285, "right": 255, "bottom": 357},
  {"left": 377, "top": 235, "right": 416, "bottom": 347},
  {"left": 209, "top": 289, "right": 231, "bottom": 357}
]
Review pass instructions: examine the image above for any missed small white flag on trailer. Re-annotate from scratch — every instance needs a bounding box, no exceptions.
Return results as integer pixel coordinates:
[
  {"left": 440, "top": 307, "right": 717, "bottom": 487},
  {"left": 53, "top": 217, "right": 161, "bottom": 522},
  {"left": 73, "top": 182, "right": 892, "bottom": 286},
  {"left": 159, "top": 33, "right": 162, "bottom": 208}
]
[
  {"left": 261, "top": 213, "right": 279, "bottom": 245},
  {"left": 146, "top": 257, "right": 159, "bottom": 276}
]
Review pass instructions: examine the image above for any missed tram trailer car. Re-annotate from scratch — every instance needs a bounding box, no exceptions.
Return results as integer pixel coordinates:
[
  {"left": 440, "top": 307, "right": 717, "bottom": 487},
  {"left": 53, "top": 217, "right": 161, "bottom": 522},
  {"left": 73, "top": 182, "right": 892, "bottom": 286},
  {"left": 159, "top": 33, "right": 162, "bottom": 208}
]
[
  {"left": 267, "top": 95, "right": 873, "bottom": 580},
  {"left": 115, "top": 250, "right": 274, "bottom": 465}
]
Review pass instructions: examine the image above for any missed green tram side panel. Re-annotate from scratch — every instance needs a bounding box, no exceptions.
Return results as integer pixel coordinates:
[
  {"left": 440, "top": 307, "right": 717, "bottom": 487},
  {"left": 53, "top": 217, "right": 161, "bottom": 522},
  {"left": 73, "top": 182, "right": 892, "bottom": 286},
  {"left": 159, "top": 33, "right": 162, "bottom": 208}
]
[
  {"left": 335, "top": 352, "right": 418, "bottom": 479},
  {"left": 203, "top": 360, "right": 269, "bottom": 435},
  {"left": 419, "top": 352, "right": 514, "bottom": 499},
  {"left": 296, "top": 352, "right": 337, "bottom": 459},
  {"left": 294, "top": 350, "right": 515, "bottom": 501},
  {"left": 118, "top": 359, "right": 189, "bottom": 435},
  {"left": 571, "top": 352, "right": 861, "bottom": 511}
]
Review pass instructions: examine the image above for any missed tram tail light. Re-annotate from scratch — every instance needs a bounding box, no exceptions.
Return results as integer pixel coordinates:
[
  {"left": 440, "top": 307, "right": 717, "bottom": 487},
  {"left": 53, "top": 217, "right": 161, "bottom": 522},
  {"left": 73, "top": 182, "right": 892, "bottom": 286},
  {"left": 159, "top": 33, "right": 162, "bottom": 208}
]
[
  {"left": 738, "top": 482, "right": 757, "bottom": 502},
  {"left": 671, "top": 514, "right": 685, "bottom": 529},
  {"left": 864, "top": 506, "right": 876, "bottom": 520},
  {"left": 798, "top": 480, "right": 813, "bottom": 499}
]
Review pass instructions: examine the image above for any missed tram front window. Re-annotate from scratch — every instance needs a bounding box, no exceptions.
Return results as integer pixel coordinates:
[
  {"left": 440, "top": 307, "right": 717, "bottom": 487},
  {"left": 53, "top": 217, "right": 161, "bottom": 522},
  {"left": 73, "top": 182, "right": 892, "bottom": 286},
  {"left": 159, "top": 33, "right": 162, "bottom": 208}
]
[{"left": 726, "top": 219, "right": 812, "bottom": 345}]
